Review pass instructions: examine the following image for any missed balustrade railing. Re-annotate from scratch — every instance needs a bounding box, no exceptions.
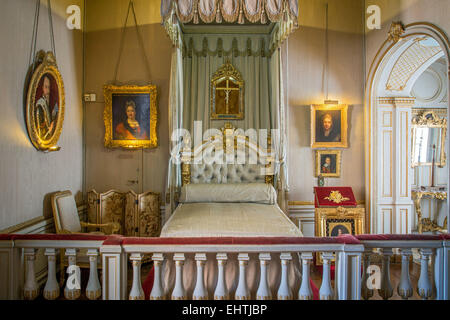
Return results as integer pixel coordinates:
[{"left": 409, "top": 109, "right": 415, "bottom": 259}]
[{"left": 0, "top": 233, "right": 448, "bottom": 300}]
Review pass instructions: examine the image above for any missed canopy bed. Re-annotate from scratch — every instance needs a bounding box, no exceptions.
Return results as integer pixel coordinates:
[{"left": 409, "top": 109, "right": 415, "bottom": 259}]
[{"left": 158, "top": 0, "right": 302, "bottom": 299}]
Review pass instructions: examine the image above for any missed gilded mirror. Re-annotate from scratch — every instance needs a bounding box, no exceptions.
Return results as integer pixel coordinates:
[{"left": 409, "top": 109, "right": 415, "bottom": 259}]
[{"left": 411, "top": 110, "right": 447, "bottom": 167}]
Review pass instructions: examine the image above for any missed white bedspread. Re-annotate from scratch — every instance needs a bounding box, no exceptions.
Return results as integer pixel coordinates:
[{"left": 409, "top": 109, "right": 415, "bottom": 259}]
[
  {"left": 159, "top": 202, "right": 303, "bottom": 299},
  {"left": 160, "top": 202, "right": 303, "bottom": 237}
]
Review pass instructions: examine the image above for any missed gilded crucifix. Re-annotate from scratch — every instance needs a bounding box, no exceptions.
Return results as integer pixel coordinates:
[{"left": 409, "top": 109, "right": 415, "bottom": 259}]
[{"left": 210, "top": 60, "right": 244, "bottom": 120}]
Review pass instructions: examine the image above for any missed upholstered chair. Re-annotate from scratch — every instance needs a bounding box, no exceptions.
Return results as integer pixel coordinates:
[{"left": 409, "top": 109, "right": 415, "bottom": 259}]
[{"left": 51, "top": 190, "right": 120, "bottom": 286}]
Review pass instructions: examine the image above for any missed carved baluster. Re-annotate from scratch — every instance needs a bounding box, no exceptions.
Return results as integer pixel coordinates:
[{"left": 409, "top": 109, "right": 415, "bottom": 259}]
[
  {"left": 397, "top": 248, "right": 413, "bottom": 300},
  {"left": 150, "top": 253, "right": 165, "bottom": 300},
  {"left": 129, "top": 253, "right": 145, "bottom": 300},
  {"left": 43, "top": 248, "right": 59, "bottom": 300},
  {"left": 193, "top": 253, "right": 208, "bottom": 300},
  {"left": 235, "top": 253, "right": 250, "bottom": 300},
  {"left": 319, "top": 252, "right": 334, "bottom": 300},
  {"left": 256, "top": 253, "right": 272, "bottom": 300},
  {"left": 277, "top": 253, "right": 292, "bottom": 300},
  {"left": 417, "top": 248, "right": 433, "bottom": 300},
  {"left": 214, "top": 253, "right": 228, "bottom": 300},
  {"left": 378, "top": 248, "right": 393, "bottom": 300},
  {"left": 23, "top": 248, "right": 38, "bottom": 300},
  {"left": 298, "top": 252, "right": 313, "bottom": 300},
  {"left": 85, "top": 249, "right": 101, "bottom": 300},
  {"left": 361, "top": 248, "right": 374, "bottom": 300},
  {"left": 64, "top": 248, "right": 81, "bottom": 300},
  {"left": 171, "top": 253, "right": 186, "bottom": 300}
]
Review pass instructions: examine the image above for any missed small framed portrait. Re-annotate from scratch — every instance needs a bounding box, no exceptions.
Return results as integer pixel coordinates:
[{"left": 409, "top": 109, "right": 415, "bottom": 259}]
[
  {"left": 103, "top": 84, "right": 157, "bottom": 149},
  {"left": 311, "top": 104, "right": 348, "bottom": 148},
  {"left": 26, "top": 52, "right": 65, "bottom": 151},
  {"left": 315, "top": 150, "right": 341, "bottom": 177}
]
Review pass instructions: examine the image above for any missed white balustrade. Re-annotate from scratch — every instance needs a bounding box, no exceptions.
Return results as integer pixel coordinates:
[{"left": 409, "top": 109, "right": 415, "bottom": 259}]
[
  {"left": 235, "top": 253, "right": 250, "bottom": 300},
  {"left": 43, "top": 248, "right": 59, "bottom": 300},
  {"left": 319, "top": 252, "right": 334, "bottom": 300},
  {"left": 150, "top": 253, "right": 165, "bottom": 300},
  {"left": 277, "top": 252, "right": 292, "bottom": 300},
  {"left": 361, "top": 248, "right": 374, "bottom": 300},
  {"left": 256, "top": 253, "right": 271, "bottom": 300},
  {"left": 418, "top": 248, "right": 433, "bottom": 300},
  {"left": 214, "top": 253, "right": 228, "bottom": 300},
  {"left": 397, "top": 248, "right": 413, "bottom": 300},
  {"left": 64, "top": 248, "right": 81, "bottom": 300},
  {"left": 171, "top": 253, "right": 186, "bottom": 300},
  {"left": 23, "top": 248, "right": 38, "bottom": 300},
  {"left": 378, "top": 248, "right": 393, "bottom": 300},
  {"left": 129, "top": 253, "right": 145, "bottom": 300},
  {"left": 298, "top": 252, "right": 313, "bottom": 300},
  {"left": 193, "top": 253, "right": 208, "bottom": 300},
  {"left": 86, "top": 249, "right": 101, "bottom": 300}
]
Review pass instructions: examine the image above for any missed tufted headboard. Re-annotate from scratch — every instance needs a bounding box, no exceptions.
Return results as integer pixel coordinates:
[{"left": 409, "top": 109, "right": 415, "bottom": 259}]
[{"left": 181, "top": 125, "right": 274, "bottom": 186}]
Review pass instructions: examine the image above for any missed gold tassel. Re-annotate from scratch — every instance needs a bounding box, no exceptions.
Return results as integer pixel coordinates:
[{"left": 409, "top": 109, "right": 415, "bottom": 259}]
[
  {"left": 216, "top": 1, "right": 222, "bottom": 23},
  {"left": 261, "top": 7, "right": 267, "bottom": 24},
  {"left": 238, "top": 0, "right": 244, "bottom": 24},
  {"left": 194, "top": 9, "right": 199, "bottom": 24}
]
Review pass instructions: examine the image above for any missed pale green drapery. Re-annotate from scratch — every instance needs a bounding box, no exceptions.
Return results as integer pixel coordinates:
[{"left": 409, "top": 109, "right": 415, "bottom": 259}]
[{"left": 182, "top": 34, "right": 272, "bottom": 133}]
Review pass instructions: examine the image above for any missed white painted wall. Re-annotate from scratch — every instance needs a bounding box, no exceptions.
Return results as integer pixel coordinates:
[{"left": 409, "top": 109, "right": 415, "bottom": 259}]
[{"left": 0, "top": 0, "right": 84, "bottom": 230}]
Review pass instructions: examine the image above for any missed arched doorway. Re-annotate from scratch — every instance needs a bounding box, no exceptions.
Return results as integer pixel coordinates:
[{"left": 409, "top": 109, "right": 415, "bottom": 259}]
[{"left": 365, "top": 22, "right": 449, "bottom": 234}]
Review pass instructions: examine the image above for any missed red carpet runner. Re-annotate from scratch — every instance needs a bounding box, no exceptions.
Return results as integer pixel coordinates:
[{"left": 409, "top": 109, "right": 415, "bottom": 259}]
[{"left": 142, "top": 267, "right": 320, "bottom": 300}]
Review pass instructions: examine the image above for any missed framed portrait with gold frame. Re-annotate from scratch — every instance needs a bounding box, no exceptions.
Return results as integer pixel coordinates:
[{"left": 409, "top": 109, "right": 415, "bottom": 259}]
[
  {"left": 103, "top": 84, "right": 157, "bottom": 149},
  {"left": 26, "top": 51, "right": 65, "bottom": 152},
  {"left": 315, "top": 150, "right": 341, "bottom": 177},
  {"left": 315, "top": 206, "right": 365, "bottom": 265},
  {"left": 311, "top": 104, "right": 348, "bottom": 148}
]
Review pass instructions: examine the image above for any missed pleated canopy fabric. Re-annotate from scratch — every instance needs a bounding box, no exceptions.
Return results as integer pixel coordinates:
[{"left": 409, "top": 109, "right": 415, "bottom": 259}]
[{"left": 161, "top": 0, "right": 298, "bottom": 26}]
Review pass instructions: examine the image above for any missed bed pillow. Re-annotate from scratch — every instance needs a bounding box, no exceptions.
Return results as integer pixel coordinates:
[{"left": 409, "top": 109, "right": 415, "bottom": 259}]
[{"left": 179, "top": 183, "right": 277, "bottom": 204}]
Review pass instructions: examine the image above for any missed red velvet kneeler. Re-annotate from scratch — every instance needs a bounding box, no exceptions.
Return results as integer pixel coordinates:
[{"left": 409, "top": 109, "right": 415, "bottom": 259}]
[{"left": 142, "top": 266, "right": 320, "bottom": 300}]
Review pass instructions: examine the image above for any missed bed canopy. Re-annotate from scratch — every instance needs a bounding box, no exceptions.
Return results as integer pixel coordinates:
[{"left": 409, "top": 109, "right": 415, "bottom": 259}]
[{"left": 162, "top": 0, "right": 299, "bottom": 216}]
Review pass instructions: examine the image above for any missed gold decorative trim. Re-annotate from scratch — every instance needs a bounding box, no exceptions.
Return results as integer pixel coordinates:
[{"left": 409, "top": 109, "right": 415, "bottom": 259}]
[
  {"left": 103, "top": 84, "right": 158, "bottom": 149},
  {"left": 26, "top": 51, "right": 65, "bottom": 151},
  {"left": 324, "top": 191, "right": 350, "bottom": 204},
  {"left": 387, "top": 22, "right": 405, "bottom": 43}
]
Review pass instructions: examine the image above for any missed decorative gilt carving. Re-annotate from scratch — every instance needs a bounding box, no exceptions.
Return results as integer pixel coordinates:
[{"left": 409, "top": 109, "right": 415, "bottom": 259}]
[
  {"left": 412, "top": 110, "right": 447, "bottom": 126},
  {"left": 412, "top": 190, "right": 447, "bottom": 233},
  {"left": 324, "top": 191, "right": 350, "bottom": 204},
  {"left": 388, "top": 22, "right": 405, "bottom": 43}
]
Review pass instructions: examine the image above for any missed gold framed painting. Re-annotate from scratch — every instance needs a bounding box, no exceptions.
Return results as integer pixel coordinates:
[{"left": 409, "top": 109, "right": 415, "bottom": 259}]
[
  {"left": 103, "top": 84, "right": 158, "bottom": 149},
  {"left": 315, "top": 206, "right": 365, "bottom": 265},
  {"left": 25, "top": 51, "right": 65, "bottom": 151},
  {"left": 311, "top": 104, "right": 348, "bottom": 148},
  {"left": 315, "top": 150, "right": 341, "bottom": 177},
  {"left": 210, "top": 60, "right": 244, "bottom": 120}
]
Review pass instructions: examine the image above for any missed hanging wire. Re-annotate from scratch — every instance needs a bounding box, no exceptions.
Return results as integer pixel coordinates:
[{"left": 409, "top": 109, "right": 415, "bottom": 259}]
[
  {"left": 29, "top": 0, "right": 41, "bottom": 71},
  {"left": 47, "top": 0, "right": 56, "bottom": 59},
  {"left": 113, "top": 0, "right": 152, "bottom": 83},
  {"left": 325, "top": 2, "right": 329, "bottom": 101}
]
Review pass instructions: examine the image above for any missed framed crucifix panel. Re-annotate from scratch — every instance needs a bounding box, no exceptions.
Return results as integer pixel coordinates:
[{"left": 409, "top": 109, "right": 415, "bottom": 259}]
[{"left": 210, "top": 60, "right": 244, "bottom": 120}]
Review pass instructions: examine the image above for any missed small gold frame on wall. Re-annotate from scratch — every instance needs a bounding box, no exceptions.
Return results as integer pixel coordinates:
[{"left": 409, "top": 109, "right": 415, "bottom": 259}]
[
  {"left": 311, "top": 104, "right": 348, "bottom": 148},
  {"left": 103, "top": 84, "right": 158, "bottom": 149},
  {"left": 210, "top": 60, "right": 244, "bottom": 120},
  {"left": 26, "top": 51, "right": 65, "bottom": 151},
  {"left": 315, "top": 150, "right": 341, "bottom": 177}
]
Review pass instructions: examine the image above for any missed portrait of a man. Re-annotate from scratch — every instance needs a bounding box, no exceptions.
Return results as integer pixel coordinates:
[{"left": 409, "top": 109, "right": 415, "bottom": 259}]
[
  {"left": 311, "top": 104, "right": 348, "bottom": 148},
  {"left": 330, "top": 225, "right": 350, "bottom": 237},
  {"left": 34, "top": 73, "right": 59, "bottom": 140},
  {"left": 315, "top": 150, "right": 341, "bottom": 177},
  {"left": 104, "top": 84, "right": 157, "bottom": 149}
]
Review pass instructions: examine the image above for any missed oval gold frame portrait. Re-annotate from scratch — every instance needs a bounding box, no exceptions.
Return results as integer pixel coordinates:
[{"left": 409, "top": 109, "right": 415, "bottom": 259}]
[{"left": 26, "top": 51, "right": 65, "bottom": 151}]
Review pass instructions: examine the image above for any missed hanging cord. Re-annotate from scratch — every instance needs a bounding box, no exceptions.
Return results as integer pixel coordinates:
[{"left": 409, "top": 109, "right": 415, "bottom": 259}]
[
  {"left": 113, "top": 0, "right": 152, "bottom": 84},
  {"left": 325, "top": 2, "right": 329, "bottom": 101},
  {"left": 47, "top": 0, "right": 56, "bottom": 59},
  {"left": 28, "top": 0, "right": 57, "bottom": 70}
]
